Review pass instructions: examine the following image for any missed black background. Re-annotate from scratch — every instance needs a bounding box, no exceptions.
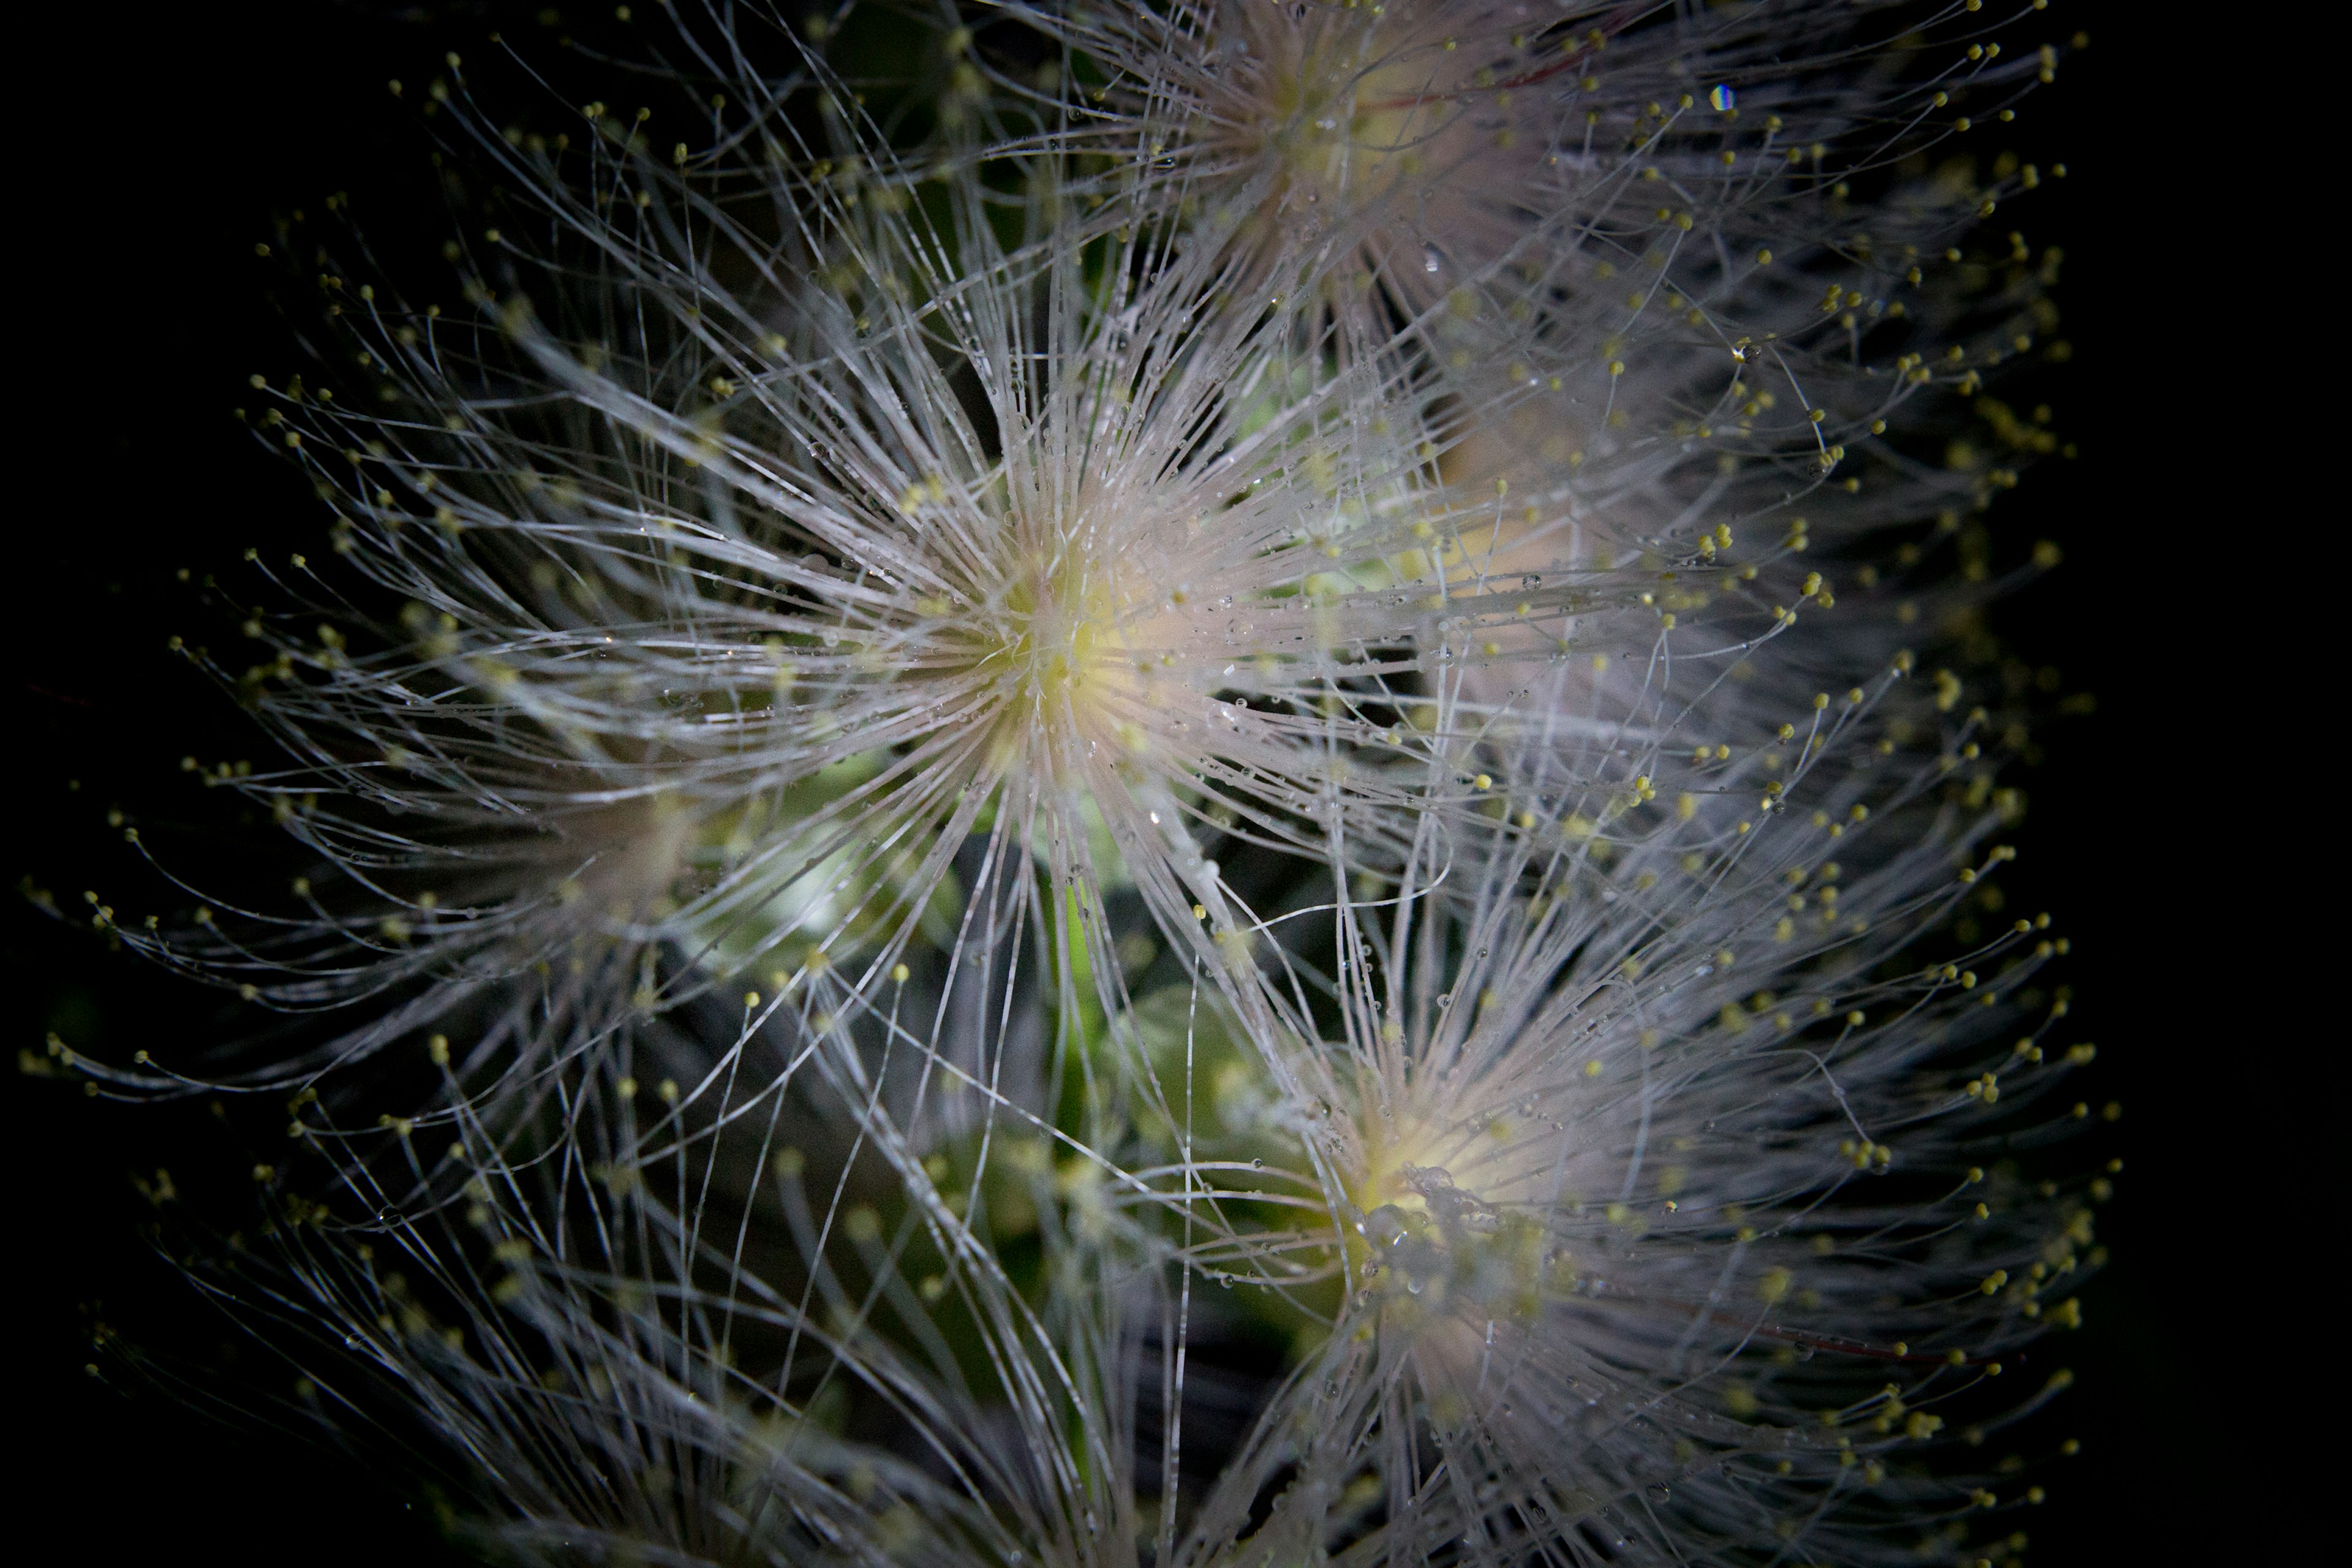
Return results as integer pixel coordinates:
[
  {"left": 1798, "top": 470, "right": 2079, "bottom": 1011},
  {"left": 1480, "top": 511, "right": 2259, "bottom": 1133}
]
[{"left": 5, "top": 3, "right": 2305, "bottom": 1562}]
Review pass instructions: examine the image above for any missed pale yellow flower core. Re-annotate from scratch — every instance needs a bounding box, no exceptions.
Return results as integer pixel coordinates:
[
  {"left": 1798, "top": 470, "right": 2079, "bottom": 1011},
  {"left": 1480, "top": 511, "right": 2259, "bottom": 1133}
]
[
  {"left": 952, "top": 537, "right": 1190, "bottom": 775},
  {"left": 1328, "top": 1109, "right": 1559, "bottom": 1327},
  {"left": 1214, "top": 20, "right": 1469, "bottom": 247},
  {"left": 990, "top": 567, "right": 1129, "bottom": 708}
]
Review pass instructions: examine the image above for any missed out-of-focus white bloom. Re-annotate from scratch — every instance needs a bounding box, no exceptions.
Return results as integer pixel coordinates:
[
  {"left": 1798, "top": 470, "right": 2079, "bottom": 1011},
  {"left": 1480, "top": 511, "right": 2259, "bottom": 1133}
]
[
  {"left": 203, "top": 1052, "right": 1156, "bottom": 1568},
  {"left": 1005, "top": 0, "right": 2059, "bottom": 418}
]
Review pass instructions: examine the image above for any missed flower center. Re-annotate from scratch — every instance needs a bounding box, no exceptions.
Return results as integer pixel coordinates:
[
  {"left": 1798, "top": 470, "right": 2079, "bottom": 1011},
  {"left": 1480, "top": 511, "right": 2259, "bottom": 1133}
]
[{"left": 1000, "top": 573, "right": 1113, "bottom": 700}]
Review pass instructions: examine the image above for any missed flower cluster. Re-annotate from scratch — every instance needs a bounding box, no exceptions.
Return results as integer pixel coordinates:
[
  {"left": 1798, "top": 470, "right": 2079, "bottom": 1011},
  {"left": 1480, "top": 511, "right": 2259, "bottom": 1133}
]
[{"left": 74, "top": 4, "right": 2108, "bottom": 1566}]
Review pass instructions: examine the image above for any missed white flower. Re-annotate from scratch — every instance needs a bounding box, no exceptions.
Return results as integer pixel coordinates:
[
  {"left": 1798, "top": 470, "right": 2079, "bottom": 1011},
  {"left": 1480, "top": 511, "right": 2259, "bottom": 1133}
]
[
  {"left": 122, "top": 69, "right": 1692, "bottom": 1098},
  {"left": 1148, "top": 668, "right": 2096, "bottom": 1564}
]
